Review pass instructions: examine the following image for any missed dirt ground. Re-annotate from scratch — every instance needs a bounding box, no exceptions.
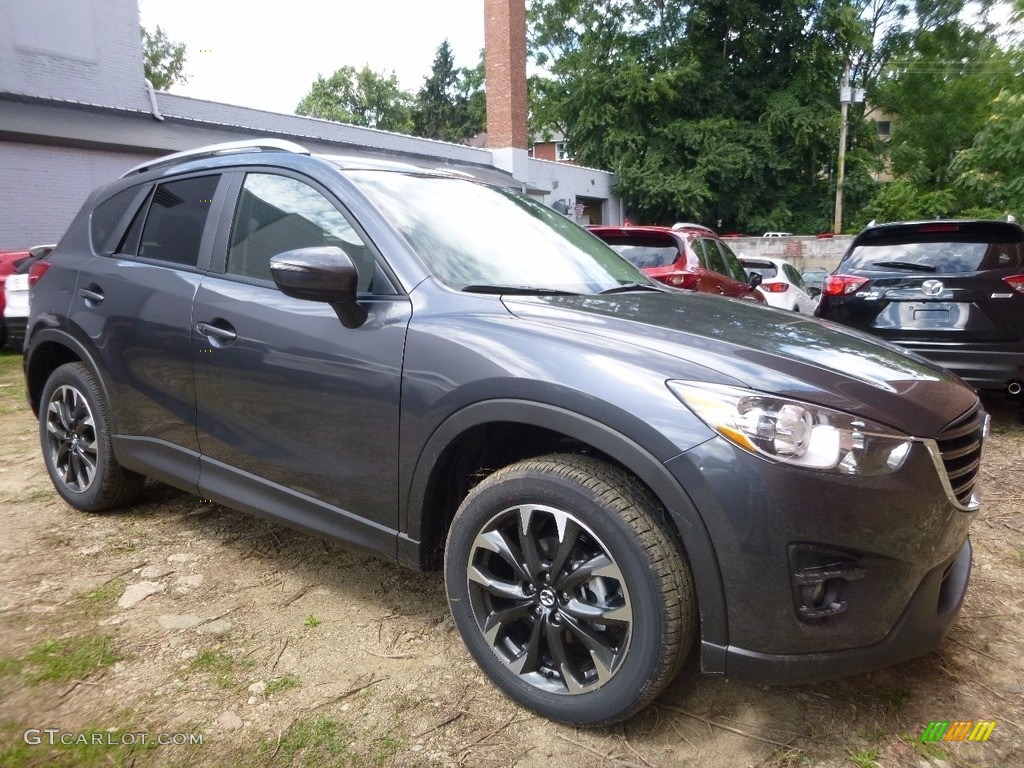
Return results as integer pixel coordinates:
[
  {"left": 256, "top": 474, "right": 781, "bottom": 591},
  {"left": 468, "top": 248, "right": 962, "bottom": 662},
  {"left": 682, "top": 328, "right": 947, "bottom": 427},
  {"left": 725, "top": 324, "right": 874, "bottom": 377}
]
[{"left": 0, "top": 348, "right": 1021, "bottom": 768}]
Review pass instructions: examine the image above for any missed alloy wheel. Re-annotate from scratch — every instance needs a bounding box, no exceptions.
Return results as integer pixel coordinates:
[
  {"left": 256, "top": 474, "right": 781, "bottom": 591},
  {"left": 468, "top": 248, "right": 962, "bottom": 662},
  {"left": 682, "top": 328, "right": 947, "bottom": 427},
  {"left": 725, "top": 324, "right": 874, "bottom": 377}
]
[
  {"left": 466, "top": 503, "right": 633, "bottom": 695},
  {"left": 45, "top": 384, "right": 98, "bottom": 493}
]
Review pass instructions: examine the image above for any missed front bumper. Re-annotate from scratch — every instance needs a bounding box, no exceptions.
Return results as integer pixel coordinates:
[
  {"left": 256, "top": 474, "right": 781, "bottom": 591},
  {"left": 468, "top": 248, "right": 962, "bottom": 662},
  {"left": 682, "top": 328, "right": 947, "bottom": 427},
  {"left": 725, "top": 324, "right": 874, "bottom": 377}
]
[{"left": 666, "top": 434, "right": 977, "bottom": 682}]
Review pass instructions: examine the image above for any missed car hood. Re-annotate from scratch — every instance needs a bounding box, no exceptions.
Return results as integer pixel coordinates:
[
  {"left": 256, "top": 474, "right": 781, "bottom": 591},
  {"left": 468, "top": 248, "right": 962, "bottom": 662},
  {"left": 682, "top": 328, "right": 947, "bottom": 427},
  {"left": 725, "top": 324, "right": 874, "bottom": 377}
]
[{"left": 502, "top": 292, "right": 977, "bottom": 437}]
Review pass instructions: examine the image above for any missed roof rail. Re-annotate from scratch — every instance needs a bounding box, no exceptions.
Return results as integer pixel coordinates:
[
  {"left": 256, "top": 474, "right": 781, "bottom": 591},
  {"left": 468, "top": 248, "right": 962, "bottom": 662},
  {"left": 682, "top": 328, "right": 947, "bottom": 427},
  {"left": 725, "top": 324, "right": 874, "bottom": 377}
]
[
  {"left": 121, "top": 139, "right": 310, "bottom": 178},
  {"left": 671, "top": 222, "right": 715, "bottom": 232}
]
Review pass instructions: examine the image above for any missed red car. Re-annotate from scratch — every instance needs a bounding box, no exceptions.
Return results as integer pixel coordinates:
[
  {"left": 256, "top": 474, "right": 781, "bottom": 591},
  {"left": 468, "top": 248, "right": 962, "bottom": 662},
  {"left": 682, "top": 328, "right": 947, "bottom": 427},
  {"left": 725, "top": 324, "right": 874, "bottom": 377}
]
[
  {"left": 0, "top": 249, "right": 31, "bottom": 347},
  {"left": 589, "top": 224, "right": 766, "bottom": 302}
]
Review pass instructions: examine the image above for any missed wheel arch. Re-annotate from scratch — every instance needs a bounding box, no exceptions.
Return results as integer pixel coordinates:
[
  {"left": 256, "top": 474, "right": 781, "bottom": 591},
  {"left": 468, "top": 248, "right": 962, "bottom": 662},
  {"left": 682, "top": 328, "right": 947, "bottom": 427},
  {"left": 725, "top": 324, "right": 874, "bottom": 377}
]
[
  {"left": 401, "top": 399, "right": 728, "bottom": 650},
  {"left": 26, "top": 329, "right": 107, "bottom": 420}
]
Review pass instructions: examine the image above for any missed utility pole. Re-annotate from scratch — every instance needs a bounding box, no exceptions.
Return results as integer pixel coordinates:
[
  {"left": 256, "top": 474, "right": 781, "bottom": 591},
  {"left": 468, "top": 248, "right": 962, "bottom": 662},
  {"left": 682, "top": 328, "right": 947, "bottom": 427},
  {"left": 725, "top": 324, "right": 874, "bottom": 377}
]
[
  {"left": 834, "top": 61, "right": 865, "bottom": 235},
  {"left": 833, "top": 60, "right": 851, "bottom": 235}
]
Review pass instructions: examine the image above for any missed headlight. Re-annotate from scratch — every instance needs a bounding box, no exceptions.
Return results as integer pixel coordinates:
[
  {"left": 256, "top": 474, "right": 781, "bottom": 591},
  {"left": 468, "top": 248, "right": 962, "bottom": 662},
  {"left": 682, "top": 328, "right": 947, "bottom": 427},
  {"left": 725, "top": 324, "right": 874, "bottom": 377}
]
[{"left": 667, "top": 381, "right": 913, "bottom": 475}]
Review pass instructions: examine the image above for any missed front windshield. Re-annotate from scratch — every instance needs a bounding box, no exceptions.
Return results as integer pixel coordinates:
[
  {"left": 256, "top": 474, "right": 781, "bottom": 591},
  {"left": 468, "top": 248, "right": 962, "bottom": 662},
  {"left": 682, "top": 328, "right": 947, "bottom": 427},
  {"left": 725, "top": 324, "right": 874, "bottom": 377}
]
[{"left": 349, "top": 171, "right": 648, "bottom": 293}]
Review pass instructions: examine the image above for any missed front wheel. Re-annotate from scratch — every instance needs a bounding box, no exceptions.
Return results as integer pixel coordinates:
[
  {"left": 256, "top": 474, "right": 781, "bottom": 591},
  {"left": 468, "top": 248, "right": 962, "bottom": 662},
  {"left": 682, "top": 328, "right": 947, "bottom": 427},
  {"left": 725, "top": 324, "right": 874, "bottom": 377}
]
[
  {"left": 39, "top": 362, "right": 144, "bottom": 512},
  {"left": 444, "top": 454, "right": 696, "bottom": 725}
]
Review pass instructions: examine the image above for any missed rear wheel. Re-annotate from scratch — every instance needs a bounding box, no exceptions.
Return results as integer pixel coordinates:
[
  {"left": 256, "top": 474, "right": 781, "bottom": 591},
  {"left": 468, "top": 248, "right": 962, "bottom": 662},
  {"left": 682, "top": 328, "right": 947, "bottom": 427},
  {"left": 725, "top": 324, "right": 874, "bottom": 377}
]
[
  {"left": 444, "top": 453, "right": 695, "bottom": 725},
  {"left": 39, "top": 363, "right": 144, "bottom": 512}
]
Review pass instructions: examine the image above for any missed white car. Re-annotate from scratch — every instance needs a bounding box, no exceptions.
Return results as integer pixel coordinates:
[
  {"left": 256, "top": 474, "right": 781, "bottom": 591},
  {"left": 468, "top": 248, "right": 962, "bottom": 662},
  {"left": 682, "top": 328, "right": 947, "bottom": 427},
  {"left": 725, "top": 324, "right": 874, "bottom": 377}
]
[
  {"left": 738, "top": 257, "right": 818, "bottom": 313},
  {"left": 3, "top": 244, "right": 53, "bottom": 351}
]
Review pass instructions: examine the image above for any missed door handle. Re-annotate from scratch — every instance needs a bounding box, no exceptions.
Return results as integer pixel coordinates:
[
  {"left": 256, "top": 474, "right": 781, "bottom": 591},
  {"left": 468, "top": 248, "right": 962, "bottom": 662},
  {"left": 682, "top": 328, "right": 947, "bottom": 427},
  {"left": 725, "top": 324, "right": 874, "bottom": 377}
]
[
  {"left": 196, "top": 321, "right": 237, "bottom": 343},
  {"left": 79, "top": 287, "right": 104, "bottom": 304}
]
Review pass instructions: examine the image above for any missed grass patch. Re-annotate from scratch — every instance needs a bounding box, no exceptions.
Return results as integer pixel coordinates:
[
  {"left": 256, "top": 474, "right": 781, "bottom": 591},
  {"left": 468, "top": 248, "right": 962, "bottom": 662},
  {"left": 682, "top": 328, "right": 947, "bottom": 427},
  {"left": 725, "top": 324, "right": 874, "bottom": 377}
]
[
  {"left": 0, "top": 657, "right": 25, "bottom": 678},
  {"left": 258, "top": 716, "right": 356, "bottom": 767},
  {"left": 185, "top": 649, "right": 252, "bottom": 689},
  {"left": 76, "top": 578, "right": 124, "bottom": 616},
  {"left": 23, "top": 635, "right": 119, "bottom": 684},
  {"left": 876, "top": 688, "right": 911, "bottom": 710},
  {"left": 372, "top": 733, "right": 401, "bottom": 766},
  {"left": 265, "top": 674, "right": 301, "bottom": 696},
  {"left": 911, "top": 738, "right": 947, "bottom": 760},
  {"left": 304, "top": 615, "right": 320, "bottom": 628},
  {"left": 845, "top": 748, "right": 880, "bottom": 768},
  {"left": 17, "top": 486, "right": 54, "bottom": 504}
]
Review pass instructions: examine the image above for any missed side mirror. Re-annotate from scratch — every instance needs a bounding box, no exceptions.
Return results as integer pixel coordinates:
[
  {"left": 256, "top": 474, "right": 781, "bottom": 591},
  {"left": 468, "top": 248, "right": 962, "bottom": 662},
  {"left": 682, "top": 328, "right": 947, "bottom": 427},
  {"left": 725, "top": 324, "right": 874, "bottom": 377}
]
[
  {"left": 747, "top": 272, "right": 763, "bottom": 289},
  {"left": 270, "top": 246, "right": 367, "bottom": 329},
  {"left": 808, "top": 287, "right": 822, "bottom": 298}
]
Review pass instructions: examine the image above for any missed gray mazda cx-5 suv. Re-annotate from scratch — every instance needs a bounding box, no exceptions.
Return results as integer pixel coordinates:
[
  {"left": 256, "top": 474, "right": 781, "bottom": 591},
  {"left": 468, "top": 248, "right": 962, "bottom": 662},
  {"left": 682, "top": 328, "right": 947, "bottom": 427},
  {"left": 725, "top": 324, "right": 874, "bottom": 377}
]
[{"left": 24, "top": 140, "right": 986, "bottom": 726}]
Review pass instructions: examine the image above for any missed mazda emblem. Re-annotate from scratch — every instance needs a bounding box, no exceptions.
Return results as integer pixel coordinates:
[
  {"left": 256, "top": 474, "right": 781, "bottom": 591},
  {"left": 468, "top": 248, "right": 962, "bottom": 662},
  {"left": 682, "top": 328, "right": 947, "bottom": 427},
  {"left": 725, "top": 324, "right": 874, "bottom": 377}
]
[{"left": 921, "top": 279, "right": 944, "bottom": 297}]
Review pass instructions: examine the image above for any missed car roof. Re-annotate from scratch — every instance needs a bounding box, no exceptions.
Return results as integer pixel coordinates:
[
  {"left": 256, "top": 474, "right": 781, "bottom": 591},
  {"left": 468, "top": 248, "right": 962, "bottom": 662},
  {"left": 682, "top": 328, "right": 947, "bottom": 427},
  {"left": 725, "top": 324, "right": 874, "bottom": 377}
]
[
  {"left": 589, "top": 225, "right": 715, "bottom": 239},
  {"left": 854, "top": 219, "right": 1024, "bottom": 245}
]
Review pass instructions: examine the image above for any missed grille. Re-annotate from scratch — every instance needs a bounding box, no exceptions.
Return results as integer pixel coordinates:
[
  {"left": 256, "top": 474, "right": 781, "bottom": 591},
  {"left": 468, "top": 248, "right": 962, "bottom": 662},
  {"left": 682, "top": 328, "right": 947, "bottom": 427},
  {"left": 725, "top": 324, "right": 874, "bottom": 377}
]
[{"left": 935, "top": 405, "right": 985, "bottom": 506}]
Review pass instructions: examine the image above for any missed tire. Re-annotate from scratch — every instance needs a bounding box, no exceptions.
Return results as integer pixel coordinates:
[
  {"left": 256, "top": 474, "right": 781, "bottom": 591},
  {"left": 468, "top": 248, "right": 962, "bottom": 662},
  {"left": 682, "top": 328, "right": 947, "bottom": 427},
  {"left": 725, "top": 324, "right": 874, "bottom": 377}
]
[
  {"left": 39, "top": 362, "right": 144, "bottom": 512},
  {"left": 444, "top": 453, "right": 696, "bottom": 725}
]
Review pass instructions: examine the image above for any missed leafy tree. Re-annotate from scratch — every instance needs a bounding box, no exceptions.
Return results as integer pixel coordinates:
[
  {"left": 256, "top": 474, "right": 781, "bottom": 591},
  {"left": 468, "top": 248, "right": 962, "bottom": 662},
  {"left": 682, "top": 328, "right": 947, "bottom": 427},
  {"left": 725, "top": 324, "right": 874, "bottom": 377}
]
[
  {"left": 412, "top": 40, "right": 483, "bottom": 142},
  {"left": 952, "top": 89, "right": 1024, "bottom": 216},
  {"left": 296, "top": 66, "right": 414, "bottom": 132},
  {"left": 142, "top": 25, "right": 187, "bottom": 90}
]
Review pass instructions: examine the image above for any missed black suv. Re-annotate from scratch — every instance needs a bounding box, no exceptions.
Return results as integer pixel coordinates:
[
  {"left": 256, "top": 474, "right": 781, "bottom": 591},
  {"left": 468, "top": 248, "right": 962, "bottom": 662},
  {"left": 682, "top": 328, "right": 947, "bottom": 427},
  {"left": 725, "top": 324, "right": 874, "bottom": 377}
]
[
  {"left": 816, "top": 220, "right": 1024, "bottom": 419},
  {"left": 25, "top": 141, "right": 986, "bottom": 725}
]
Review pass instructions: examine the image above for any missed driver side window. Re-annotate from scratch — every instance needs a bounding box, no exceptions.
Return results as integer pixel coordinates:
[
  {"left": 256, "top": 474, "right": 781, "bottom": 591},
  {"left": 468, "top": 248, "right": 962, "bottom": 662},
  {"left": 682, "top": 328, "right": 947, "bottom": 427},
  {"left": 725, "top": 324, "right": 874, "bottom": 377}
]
[{"left": 228, "top": 173, "right": 378, "bottom": 292}]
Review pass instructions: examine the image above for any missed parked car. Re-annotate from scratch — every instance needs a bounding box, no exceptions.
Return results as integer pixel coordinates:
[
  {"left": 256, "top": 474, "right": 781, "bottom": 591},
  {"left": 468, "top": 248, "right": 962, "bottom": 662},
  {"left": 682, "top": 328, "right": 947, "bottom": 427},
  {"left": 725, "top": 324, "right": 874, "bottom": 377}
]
[
  {"left": 3, "top": 245, "right": 54, "bottom": 351},
  {"left": 26, "top": 140, "right": 985, "bottom": 726},
  {"left": 588, "top": 224, "right": 766, "bottom": 302},
  {"left": 0, "top": 249, "right": 30, "bottom": 348},
  {"left": 815, "top": 219, "right": 1024, "bottom": 421},
  {"left": 763, "top": 231, "right": 792, "bottom": 238},
  {"left": 739, "top": 257, "right": 819, "bottom": 312},
  {"left": 800, "top": 267, "right": 829, "bottom": 297}
]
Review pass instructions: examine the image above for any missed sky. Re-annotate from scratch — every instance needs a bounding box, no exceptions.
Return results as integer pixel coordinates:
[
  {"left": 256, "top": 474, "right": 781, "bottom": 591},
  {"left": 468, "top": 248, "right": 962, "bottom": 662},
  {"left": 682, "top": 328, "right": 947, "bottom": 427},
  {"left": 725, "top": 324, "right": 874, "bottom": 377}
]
[{"left": 138, "top": 0, "right": 486, "bottom": 115}]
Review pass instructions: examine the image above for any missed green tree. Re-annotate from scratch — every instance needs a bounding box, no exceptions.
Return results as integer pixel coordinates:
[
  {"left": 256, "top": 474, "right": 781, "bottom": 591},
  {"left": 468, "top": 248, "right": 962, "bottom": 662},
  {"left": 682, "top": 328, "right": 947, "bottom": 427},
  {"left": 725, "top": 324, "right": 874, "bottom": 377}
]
[
  {"left": 296, "top": 66, "right": 414, "bottom": 132},
  {"left": 412, "top": 40, "right": 483, "bottom": 142},
  {"left": 142, "top": 25, "right": 187, "bottom": 90},
  {"left": 952, "top": 89, "right": 1024, "bottom": 216}
]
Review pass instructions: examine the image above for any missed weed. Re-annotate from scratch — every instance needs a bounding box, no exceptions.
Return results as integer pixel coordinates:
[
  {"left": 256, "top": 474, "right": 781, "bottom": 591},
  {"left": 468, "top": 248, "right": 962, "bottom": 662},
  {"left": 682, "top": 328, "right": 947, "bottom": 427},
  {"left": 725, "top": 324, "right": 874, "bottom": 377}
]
[
  {"left": 0, "top": 657, "right": 24, "bottom": 678},
  {"left": 845, "top": 748, "right": 880, "bottom": 768},
  {"left": 304, "top": 614, "right": 320, "bottom": 628},
  {"left": 265, "top": 674, "right": 301, "bottom": 696},
  {"left": 23, "top": 635, "right": 119, "bottom": 684},
  {"left": 77, "top": 578, "right": 125, "bottom": 616},
  {"left": 185, "top": 649, "right": 250, "bottom": 689},
  {"left": 907, "top": 736, "right": 946, "bottom": 760},
  {"left": 876, "top": 688, "right": 911, "bottom": 710},
  {"left": 259, "top": 716, "right": 355, "bottom": 767},
  {"left": 373, "top": 733, "right": 401, "bottom": 766}
]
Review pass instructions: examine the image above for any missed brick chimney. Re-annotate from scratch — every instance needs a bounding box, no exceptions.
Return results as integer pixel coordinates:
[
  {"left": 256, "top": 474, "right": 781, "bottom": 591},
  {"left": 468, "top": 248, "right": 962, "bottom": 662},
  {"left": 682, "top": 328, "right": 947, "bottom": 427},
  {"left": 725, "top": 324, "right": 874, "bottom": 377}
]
[{"left": 484, "top": 0, "right": 528, "bottom": 149}]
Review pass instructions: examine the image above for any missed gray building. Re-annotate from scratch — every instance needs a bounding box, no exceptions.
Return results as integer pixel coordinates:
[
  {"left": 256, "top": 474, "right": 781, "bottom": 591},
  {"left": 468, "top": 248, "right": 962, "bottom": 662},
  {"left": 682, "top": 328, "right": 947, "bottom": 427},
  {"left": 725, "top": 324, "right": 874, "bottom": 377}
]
[{"left": 0, "top": 0, "right": 621, "bottom": 248}]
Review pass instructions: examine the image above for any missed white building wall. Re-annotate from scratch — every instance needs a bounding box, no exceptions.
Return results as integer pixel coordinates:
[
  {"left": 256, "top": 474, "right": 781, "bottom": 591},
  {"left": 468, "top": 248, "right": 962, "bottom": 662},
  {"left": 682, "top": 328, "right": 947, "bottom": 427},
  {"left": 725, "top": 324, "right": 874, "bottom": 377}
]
[
  {"left": 0, "top": 0, "right": 150, "bottom": 111},
  {"left": 0, "top": 142, "right": 153, "bottom": 247}
]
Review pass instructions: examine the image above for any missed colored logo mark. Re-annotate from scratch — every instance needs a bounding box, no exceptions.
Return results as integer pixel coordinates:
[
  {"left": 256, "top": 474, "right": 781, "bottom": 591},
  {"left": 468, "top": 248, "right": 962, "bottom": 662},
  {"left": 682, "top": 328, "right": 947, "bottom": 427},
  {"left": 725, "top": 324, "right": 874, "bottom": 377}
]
[{"left": 921, "top": 721, "right": 996, "bottom": 742}]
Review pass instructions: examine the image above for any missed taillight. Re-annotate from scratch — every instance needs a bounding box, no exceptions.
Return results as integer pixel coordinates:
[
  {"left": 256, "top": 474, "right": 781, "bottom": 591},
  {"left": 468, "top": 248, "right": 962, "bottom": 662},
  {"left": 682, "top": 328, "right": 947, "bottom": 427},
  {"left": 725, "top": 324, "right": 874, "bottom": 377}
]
[
  {"left": 659, "top": 272, "right": 700, "bottom": 290},
  {"left": 28, "top": 260, "right": 51, "bottom": 286},
  {"left": 823, "top": 275, "right": 868, "bottom": 296},
  {"left": 761, "top": 282, "right": 789, "bottom": 293},
  {"left": 1003, "top": 275, "right": 1024, "bottom": 295}
]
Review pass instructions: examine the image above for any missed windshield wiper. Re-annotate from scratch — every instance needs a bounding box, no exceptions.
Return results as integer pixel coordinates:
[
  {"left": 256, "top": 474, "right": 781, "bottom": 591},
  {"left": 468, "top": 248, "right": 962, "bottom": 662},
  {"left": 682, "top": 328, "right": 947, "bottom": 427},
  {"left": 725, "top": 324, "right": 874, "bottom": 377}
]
[
  {"left": 461, "top": 284, "right": 580, "bottom": 296},
  {"left": 870, "top": 261, "right": 937, "bottom": 273},
  {"left": 597, "top": 282, "right": 662, "bottom": 295}
]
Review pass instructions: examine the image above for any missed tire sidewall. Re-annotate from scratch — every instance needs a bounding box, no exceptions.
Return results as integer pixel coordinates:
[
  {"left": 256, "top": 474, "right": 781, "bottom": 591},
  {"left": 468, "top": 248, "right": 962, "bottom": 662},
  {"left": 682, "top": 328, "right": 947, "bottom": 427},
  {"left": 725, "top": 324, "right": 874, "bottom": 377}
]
[{"left": 445, "top": 464, "right": 678, "bottom": 725}]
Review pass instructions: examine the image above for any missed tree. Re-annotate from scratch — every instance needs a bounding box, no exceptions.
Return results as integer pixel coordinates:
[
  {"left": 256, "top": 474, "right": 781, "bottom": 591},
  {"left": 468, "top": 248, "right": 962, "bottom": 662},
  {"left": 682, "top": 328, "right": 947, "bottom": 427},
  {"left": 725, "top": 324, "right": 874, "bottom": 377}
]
[
  {"left": 952, "top": 89, "right": 1024, "bottom": 216},
  {"left": 296, "top": 66, "right": 414, "bottom": 133},
  {"left": 412, "top": 40, "right": 483, "bottom": 142},
  {"left": 142, "top": 25, "right": 187, "bottom": 90}
]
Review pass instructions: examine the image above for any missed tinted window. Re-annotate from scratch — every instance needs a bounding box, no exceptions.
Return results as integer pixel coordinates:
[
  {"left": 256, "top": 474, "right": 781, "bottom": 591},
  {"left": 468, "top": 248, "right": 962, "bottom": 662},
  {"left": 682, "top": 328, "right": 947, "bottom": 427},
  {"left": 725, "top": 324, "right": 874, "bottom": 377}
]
[
  {"left": 90, "top": 187, "right": 142, "bottom": 254},
  {"left": 845, "top": 231, "right": 1024, "bottom": 273},
  {"left": 783, "top": 263, "right": 806, "bottom": 290},
  {"left": 137, "top": 176, "right": 219, "bottom": 267},
  {"left": 699, "top": 239, "right": 727, "bottom": 274},
  {"left": 741, "top": 260, "right": 778, "bottom": 280},
  {"left": 715, "top": 241, "right": 750, "bottom": 282},
  {"left": 228, "top": 174, "right": 378, "bottom": 291},
  {"left": 600, "top": 236, "right": 680, "bottom": 269}
]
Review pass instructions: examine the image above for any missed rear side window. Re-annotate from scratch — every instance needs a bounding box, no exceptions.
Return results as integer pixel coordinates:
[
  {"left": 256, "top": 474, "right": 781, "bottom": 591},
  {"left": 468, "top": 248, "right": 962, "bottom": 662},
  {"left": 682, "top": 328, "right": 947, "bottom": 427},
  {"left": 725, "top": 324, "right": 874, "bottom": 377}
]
[
  {"left": 698, "top": 239, "right": 727, "bottom": 275},
  {"left": 90, "top": 187, "right": 142, "bottom": 254},
  {"left": 601, "top": 236, "right": 680, "bottom": 269},
  {"left": 134, "top": 176, "right": 220, "bottom": 267},
  {"left": 715, "top": 241, "right": 750, "bottom": 282}
]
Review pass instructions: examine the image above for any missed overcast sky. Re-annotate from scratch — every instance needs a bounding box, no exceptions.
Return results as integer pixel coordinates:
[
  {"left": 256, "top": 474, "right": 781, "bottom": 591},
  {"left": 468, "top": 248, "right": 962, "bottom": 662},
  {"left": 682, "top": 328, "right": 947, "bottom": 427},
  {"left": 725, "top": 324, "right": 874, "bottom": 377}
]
[{"left": 138, "top": 0, "right": 486, "bottom": 114}]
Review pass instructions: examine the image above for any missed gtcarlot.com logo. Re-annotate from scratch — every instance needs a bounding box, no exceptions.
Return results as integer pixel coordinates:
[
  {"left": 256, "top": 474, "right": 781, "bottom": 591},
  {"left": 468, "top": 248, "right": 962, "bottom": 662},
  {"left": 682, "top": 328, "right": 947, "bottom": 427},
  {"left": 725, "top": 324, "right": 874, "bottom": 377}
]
[
  {"left": 23, "top": 729, "right": 204, "bottom": 747},
  {"left": 921, "top": 721, "right": 996, "bottom": 742}
]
